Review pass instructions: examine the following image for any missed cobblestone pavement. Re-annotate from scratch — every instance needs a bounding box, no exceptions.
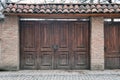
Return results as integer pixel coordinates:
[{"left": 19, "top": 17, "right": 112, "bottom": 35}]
[{"left": 0, "top": 70, "right": 120, "bottom": 80}]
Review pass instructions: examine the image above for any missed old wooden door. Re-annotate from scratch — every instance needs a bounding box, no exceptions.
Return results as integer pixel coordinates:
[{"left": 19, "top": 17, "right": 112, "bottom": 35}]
[
  {"left": 20, "top": 21, "right": 90, "bottom": 69},
  {"left": 105, "top": 22, "right": 120, "bottom": 69},
  {"left": 20, "top": 21, "right": 38, "bottom": 69},
  {"left": 39, "top": 22, "right": 71, "bottom": 69}
]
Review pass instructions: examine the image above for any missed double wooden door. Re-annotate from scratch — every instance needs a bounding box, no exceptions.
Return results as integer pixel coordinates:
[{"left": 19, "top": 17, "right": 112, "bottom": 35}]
[
  {"left": 105, "top": 22, "right": 120, "bottom": 69},
  {"left": 20, "top": 21, "right": 90, "bottom": 70}
]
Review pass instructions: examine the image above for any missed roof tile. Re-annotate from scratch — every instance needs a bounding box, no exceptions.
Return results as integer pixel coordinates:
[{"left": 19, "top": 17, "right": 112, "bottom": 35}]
[
  {"left": 51, "top": 5, "right": 57, "bottom": 13},
  {"left": 24, "top": 5, "right": 29, "bottom": 9},
  {"left": 16, "top": 8, "right": 22, "bottom": 13},
  {"left": 80, "top": 9, "right": 86, "bottom": 13},
  {"left": 46, "top": 5, "right": 51, "bottom": 13},
  {"left": 28, "top": 8, "right": 33, "bottom": 13},
  {"left": 86, "top": 9, "right": 91, "bottom": 13},
  {"left": 116, "top": 8, "right": 120, "bottom": 12},
  {"left": 58, "top": 5, "right": 63, "bottom": 13},
  {"left": 109, "top": 8, "right": 115, "bottom": 13},
  {"left": 11, "top": 8, "right": 16, "bottom": 12},
  {"left": 96, "top": 4, "right": 102, "bottom": 9},
  {"left": 4, "top": 3, "right": 120, "bottom": 14},
  {"left": 30, "top": 5, "right": 35, "bottom": 9},
  {"left": 98, "top": 8, "right": 103, "bottom": 13},
  {"left": 39, "top": 9, "right": 45, "bottom": 13},
  {"left": 86, "top": 5, "right": 91, "bottom": 9},
  {"left": 69, "top": 5, "right": 74, "bottom": 13},
  {"left": 102, "top": 5, "right": 107, "bottom": 9},
  {"left": 114, "top": 4, "right": 119, "bottom": 9},
  {"left": 104, "top": 8, "right": 109, "bottom": 13},
  {"left": 8, "top": 3, "right": 13, "bottom": 9},
  {"left": 74, "top": 5, "right": 79, "bottom": 9},
  {"left": 92, "top": 8, "right": 98, "bottom": 13},
  {"left": 91, "top": 5, "right": 96, "bottom": 9},
  {"left": 34, "top": 5, "right": 40, "bottom": 13},
  {"left": 108, "top": 4, "right": 113, "bottom": 9},
  {"left": 10, "top": 4, "right": 17, "bottom": 12}
]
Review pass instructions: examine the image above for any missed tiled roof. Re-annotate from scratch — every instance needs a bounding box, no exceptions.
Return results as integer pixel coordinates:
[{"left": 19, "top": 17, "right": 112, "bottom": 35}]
[{"left": 3, "top": 3, "right": 120, "bottom": 14}]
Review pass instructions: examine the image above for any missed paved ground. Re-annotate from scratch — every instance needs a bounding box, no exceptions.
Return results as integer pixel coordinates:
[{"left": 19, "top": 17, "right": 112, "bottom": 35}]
[{"left": 0, "top": 70, "right": 120, "bottom": 80}]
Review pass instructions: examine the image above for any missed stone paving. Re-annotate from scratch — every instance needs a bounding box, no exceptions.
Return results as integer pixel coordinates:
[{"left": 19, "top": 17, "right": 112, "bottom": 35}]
[{"left": 0, "top": 70, "right": 120, "bottom": 80}]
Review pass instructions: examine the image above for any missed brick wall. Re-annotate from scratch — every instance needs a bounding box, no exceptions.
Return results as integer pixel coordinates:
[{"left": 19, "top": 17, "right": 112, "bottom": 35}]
[
  {"left": 0, "top": 16, "right": 19, "bottom": 70},
  {"left": 90, "top": 17, "right": 104, "bottom": 70}
]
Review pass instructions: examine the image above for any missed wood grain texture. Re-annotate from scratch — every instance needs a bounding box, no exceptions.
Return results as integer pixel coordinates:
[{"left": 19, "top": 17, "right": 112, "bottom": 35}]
[
  {"left": 20, "top": 21, "right": 90, "bottom": 70},
  {"left": 105, "top": 22, "right": 120, "bottom": 69}
]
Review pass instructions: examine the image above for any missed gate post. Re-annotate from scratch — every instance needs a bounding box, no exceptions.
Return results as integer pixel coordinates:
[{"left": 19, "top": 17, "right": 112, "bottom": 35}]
[{"left": 90, "top": 17, "right": 104, "bottom": 70}]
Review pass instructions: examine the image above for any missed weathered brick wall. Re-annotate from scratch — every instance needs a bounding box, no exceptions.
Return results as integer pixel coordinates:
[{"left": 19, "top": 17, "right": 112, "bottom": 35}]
[
  {"left": 90, "top": 17, "right": 104, "bottom": 70},
  {"left": 0, "top": 16, "right": 19, "bottom": 70}
]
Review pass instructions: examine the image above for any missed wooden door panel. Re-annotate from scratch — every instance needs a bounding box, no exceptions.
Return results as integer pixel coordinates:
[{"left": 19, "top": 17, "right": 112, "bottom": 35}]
[
  {"left": 73, "top": 52, "right": 87, "bottom": 69},
  {"left": 71, "top": 22, "right": 89, "bottom": 69},
  {"left": 55, "top": 22, "right": 71, "bottom": 69},
  {"left": 73, "top": 23, "right": 87, "bottom": 49},
  {"left": 20, "top": 21, "right": 90, "bottom": 70},
  {"left": 105, "top": 22, "right": 120, "bottom": 69},
  {"left": 40, "top": 23, "right": 54, "bottom": 52},
  {"left": 58, "top": 23, "right": 68, "bottom": 48},
  {"left": 57, "top": 52, "right": 69, "bottom": 66},
  {"left": 20, "top": 21, "right": 37, "bottom": 69},
  {"left": 23, "top": 23, "right": 36, "bottom": 51},
  {"left": 40, "top": 52, "right": 53, "bottom": 69},
  {"left": 74, "top": 52, "right": 86, "bottom": 65},
  {"left": 105, "top": 57, "right": 120, "bottom": 69},
  {"left": 40, "top": 23, "right": 54, "bottom": 48},
  {"left": 105, "top": 24, "right": 119, "bottom": 53},
  {"left": 39, "top": 22, "right": 54, "bottom": 69},
  {"left": 41, "top": 52, "right": 52, "bottom": 66},
  {"left": 23, "top": 52, "right": 37, "bottom": 68}
]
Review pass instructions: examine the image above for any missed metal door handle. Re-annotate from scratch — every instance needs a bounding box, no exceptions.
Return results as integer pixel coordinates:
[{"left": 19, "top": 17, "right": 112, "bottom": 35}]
[{"left": 52, "top": 45, "right": 59, "bottom": 51}]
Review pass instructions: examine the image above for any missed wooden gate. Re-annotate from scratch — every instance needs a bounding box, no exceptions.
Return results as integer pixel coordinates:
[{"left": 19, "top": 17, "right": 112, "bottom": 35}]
[
  {"left": 105, "top": 22, "right": 120, "bottom": 69},
  {"left": 20, "top": 21, "right": 90, "bottom": 69}
]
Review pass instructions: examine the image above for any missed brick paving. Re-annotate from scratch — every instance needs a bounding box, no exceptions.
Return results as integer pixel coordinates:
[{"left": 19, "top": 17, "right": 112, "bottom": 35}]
[{"left": 0, "top": 70, "right": 120, "bottom": 80}]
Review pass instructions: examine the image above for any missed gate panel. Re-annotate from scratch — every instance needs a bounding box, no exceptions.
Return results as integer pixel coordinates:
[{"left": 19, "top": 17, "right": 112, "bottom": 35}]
[
  {"left": 71, "top": 22, "right": 89, "bottom": 69},
  {"left": 20, "top": 22, "right": 38, "bottom": 69},
  {"left": 39, "top": 22, "right": 54, "bottom": 69},
  {"left": 20, "top": 20, "right": 90, "bottom": 70},
  {"left": 105, "top": 22, "right": 120, "bottom": 69}
]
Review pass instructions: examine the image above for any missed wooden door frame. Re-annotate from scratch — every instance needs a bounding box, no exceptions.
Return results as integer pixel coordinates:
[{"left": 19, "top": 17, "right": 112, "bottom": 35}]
[{"left": 19, "top": 17, "right": 91, "bottom": 70}]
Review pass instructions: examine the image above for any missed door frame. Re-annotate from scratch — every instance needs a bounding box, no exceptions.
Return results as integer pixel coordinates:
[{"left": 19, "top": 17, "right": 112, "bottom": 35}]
[{"left": 19, "top": 18, "right": 91, "bottom": 70}]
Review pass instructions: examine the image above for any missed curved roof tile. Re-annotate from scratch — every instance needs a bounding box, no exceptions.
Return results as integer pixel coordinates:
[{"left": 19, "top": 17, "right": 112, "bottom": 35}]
[{"left": 4, "top": 3, "right": 120, "bottom": 14}]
